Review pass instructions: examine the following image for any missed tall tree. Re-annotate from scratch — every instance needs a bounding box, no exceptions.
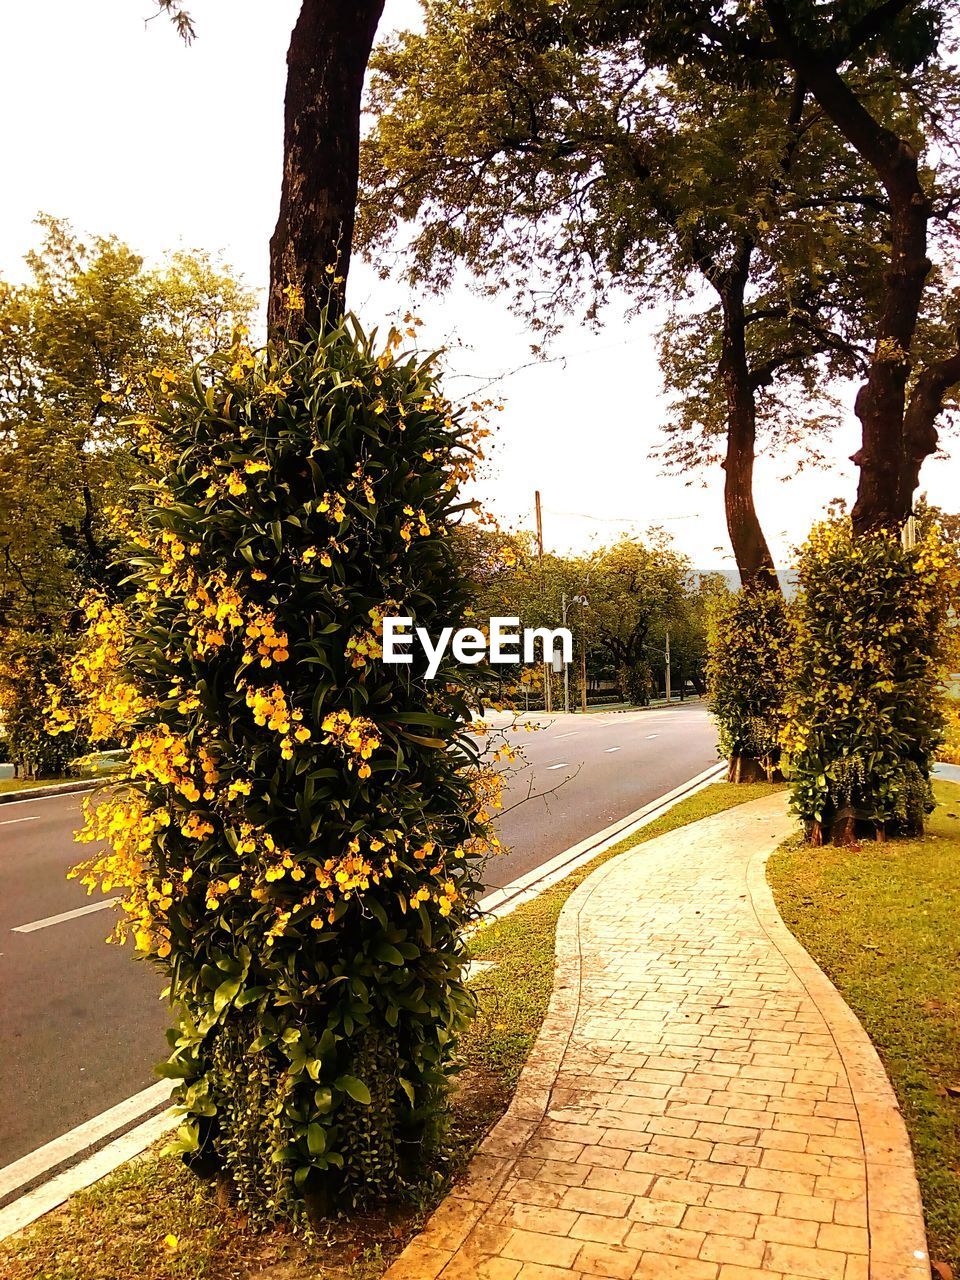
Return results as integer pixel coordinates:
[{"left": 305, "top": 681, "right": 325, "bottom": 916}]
[
  {"left": 268, "top": 0, "right": 386, "bottom": 333},
  {"left": 0, "top": 217, "right": 251, "bottom": 773},
  {"left": 358, "top": 1, "right": 888, "bottom": 584},
  {"left": 585, "top": 536, "right": 690, "bottom": 702},
  {"left": 625, "top": 0, "right": 960, "bottom": 533}
]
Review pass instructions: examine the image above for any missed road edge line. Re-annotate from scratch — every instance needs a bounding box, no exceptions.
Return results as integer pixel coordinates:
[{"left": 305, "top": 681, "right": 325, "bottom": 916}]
[
  {"left": 477, "top": 759, "right": 726, "bottom": 921},
  {"left": 0, "top": 1109, "right": 178, "bottom": 1241},
  {"left": 0, "top": 1081, "right": 172, "bottom": 1206}
]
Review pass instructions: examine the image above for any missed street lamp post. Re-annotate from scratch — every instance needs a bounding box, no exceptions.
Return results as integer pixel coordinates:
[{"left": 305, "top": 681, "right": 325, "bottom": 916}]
[{"left": 561, "top": 593, "right": 570, "bottom": 714}]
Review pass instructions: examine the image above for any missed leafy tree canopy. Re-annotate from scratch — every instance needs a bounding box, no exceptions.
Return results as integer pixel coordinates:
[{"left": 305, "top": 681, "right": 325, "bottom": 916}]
[
  {"left": 360, "top": 0, "right": 896, "bottom": 465},
  {"left": 0, "top": 217, "right": 253, "bottom": 768}
]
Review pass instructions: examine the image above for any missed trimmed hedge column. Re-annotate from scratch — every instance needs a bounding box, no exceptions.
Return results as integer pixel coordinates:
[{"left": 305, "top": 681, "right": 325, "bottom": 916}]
[{"left": 66, "top": 318, "right": 500, "bottom": 1221}]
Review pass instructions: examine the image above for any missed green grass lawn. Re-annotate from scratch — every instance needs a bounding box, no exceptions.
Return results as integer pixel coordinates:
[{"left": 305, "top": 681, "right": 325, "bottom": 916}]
[
  {"left": 0, "top": 770, "right": 118, "bottom": 795},
  {"left": 768, "top": 779, "right": 960, "bottom": 1270},
  {"left": 0, "top": 777, "right": 71, "bottom": 794},
  {"left": 0, "top": 779, "right": 781, "bottom": 1280}
]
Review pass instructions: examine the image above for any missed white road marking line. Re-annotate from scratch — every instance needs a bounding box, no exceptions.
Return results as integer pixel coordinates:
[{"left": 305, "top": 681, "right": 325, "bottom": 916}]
[
  {"left": 0, "top": 816, "right": 39, "bottom": 826},
  {"left": 554, "top": 731, "right": 577, "bottom": 739},
  {"left": 12, "top": 898, "right": 119, "bottom": 934},
  {"left": 0, "top": 1080, "right": 172, "bottom": 1203},
  {"left": 0, "top": 1107, "right": 177, "bottom": 1241},
  {"left": 646, "top": 734, "right": 659, "bottom": 739},
  {"left": 604, "top": 747, "right": 621, "bottom": 753},
  {"left": 546, "top": 762, "right": 569, "bottom": 771}
]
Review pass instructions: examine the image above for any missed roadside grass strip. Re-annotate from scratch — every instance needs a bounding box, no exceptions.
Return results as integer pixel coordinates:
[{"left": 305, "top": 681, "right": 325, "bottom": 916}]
[
  {"left": 768, "top": 778, "right": 960, "bottom": 1272},
  {"left": 0, "top": 780, "right": 782, "bottom": 1279}
]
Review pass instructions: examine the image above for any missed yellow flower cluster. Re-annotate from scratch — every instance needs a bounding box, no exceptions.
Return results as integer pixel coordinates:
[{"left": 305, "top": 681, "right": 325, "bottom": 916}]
[
  {"left": 150, "top": 365, "right": 179, "bottom": 396},
  {"left": 244, "top": 617, "right": 289, "bottom": 668},
  {"left": 344, "top": 464, "right": 376, "bottom": 506},
  {"left": 149, "top": 559, "right": 289, "bottom": 672},
  {"left": 130, "top": 726, "right": 202, "bottom": 802},
  {"left": 302, "top": 544, "right": 334, "bottom": 569},
  {"left": 319, "top": 492, "right": 347, "bottom": 522},
  {"left": 345, "top": 632, "right": 381, "bottom": 668},
  {"left": 400, "top": 505, "right": 431, "bottom": 543},
  {"left": 47, "top": 596, "right": 146, "bottom": 745},
  {"left": 181, "top": 812, "right": 215, "bottom": 841},
  {"left": 244, "top": 684, "right": 311, "bottom": 759},
  {"left": 71, "top": 792, "right": 174, "bottom": 956},
  {"left": 320, "top": 710, "right": 381, "bottom": 779}
]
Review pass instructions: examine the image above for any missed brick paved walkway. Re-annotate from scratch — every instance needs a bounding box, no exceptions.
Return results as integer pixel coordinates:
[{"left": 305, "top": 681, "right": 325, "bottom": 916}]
[{"left": 385, "top": 793, "right": 929, "bottom": 1280}]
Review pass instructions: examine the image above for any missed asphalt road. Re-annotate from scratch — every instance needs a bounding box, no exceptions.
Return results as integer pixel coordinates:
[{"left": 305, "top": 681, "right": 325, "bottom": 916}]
[
  {"left": 0, "top": 701, "right": 716, "bottom": 1167},
  {"left": 482, "top": 702, "right": 717, "bottom": 887}
]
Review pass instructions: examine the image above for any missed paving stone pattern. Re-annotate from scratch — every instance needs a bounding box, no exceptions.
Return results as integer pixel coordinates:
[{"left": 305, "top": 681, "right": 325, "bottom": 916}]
[{"left": 384, "top": 793, "right": 929, "bottom": 1280}]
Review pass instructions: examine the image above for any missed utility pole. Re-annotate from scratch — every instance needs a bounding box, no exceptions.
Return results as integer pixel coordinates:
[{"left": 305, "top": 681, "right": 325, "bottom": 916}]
[
  {"left": 572, "top": 591, "right": 590, "bottom": 713},
  {"left": 664, "top": 628, "right": 671, "bottom": 705},
  {"left": 534, "top": 490, "right": 552, "bottom": 713}
]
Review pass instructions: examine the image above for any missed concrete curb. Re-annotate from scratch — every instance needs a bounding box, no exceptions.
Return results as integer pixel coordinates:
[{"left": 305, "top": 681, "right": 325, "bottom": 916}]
[
  {"left": 747, "top": 846, "right": 930, "bottom": 1280},
  {"left": 0, "top": 779, "right": 99, "bottom": 806}
]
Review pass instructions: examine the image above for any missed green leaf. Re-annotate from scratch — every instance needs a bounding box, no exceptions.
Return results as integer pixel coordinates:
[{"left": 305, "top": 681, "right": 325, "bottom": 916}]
[
  {"left": 167, "top": 1122, "right": 199, "bottom": 1155},
  {"left": 234, "top": 985, "right": 267, "bottom": 1009},
  {"left": 374, "top": 941, "right": 405, "bottom": 966},
  {"left": 213, "top": 977, "right": 242, "bottom": 1015},
  {"left": 306, "top": 1122, "right": 327, "bottom": 1155},
  {"left": 335, "top": 1075, "right": 371, "bottom": 1105}
]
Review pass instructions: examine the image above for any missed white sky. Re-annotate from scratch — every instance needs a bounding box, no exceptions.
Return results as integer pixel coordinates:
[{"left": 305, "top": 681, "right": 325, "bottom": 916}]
[{"left": 1, "top": 0, "right": 956, "bottom": 572}]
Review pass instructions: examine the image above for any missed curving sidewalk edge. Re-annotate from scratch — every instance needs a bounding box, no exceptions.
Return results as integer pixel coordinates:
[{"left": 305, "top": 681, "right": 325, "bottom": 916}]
[
  {"left": 384, "top": 821, "right": 624, "bottom": 1277},
  {"left": 385, "top": 797, "right": 931, "bottom": 1280},
  {"left": 746, "top": 848, "right": 930, "bottom": 1280}
]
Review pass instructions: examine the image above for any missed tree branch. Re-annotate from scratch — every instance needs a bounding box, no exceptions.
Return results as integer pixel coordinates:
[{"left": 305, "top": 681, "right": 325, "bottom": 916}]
[{"left": 900, "top": 341, "right": 960, "bottom": 503}]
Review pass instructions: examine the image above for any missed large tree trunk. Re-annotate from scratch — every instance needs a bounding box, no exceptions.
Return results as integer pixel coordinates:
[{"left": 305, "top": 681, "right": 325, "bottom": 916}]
[
  {"left": 718, "top": 250, "right": 779, "bottom": 590},
  {"left": 267, "top": 0, "right": 386, "bottom": 337},
  {"left": 627, "top": 139, "right": 780, "bottom": 592},
  {"left": 762, "top": 2, "right": 938, "bottom": 534}
]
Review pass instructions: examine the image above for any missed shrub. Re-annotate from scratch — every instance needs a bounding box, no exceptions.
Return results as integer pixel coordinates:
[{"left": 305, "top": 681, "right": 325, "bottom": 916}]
[
  {"left": 58, "top": 316, "right": 501, "bottom": 1222},
  {"left": 0, "top": 627, "right": 79, "bottom": 778},
  {"left": 617, "top": 661, "right": 652, "bottom": 707},
  {"left": 782, "top": 518, "right": 959, "bottom": 843},
  {"left": 944, "top": 699, "right": 960, "bottom": 766},
  {"left": 706, "top": 586, "right": 791, "bottom": 781}
]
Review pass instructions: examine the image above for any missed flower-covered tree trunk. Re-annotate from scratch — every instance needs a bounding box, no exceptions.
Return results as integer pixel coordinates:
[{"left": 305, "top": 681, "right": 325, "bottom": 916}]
[
  {"left": 64, "top": 324, "right": 502, "bottom": 1220},
  {"left": 706, "top": 587, "right": 791, "bottom": 785},
  {"left": 783, "top": 520, "right": 958, "bottom": 845}
]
